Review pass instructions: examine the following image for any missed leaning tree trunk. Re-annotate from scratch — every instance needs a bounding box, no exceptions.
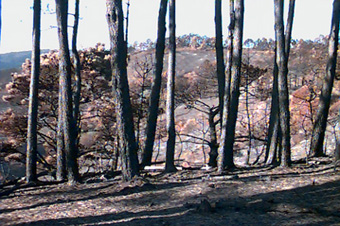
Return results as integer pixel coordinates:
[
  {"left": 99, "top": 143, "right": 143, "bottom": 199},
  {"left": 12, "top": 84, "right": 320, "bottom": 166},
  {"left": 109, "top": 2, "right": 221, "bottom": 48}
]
[
  {"left": 310, "top": 0, "right": 340, "bottom": 157},
  {"left": 106, "top": 0, "right": 139, "bottom": 181},
  {"left": 165, "top": 0, "right": 177, "bottom": 173},
  {"left": 55, "top": 0, "right": 80, "bottom": 184},
  {"left": 274, "top": 0, "right": 291, "bottom": 167},
  {"left": 26, "top": 0, "right": 41, "bottom": 183},
  {"left": 141, "top": 0, "right": 168, "bottom": 168},
  {"left": 218, "top": 0, "right": 244, "bottom": 173},
  {"left": 72, "top": 0, "right": 81, "bottom": 149},
  {"left": 215, "top": 0, "right": 226, "bottom": 122}
]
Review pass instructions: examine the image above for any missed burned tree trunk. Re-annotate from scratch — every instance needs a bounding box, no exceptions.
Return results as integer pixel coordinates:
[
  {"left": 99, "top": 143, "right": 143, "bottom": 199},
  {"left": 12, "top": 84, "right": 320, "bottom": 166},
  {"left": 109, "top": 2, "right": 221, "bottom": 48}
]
[
  {"left": 310, "top": 0, "right": 340, "bottom": 157},
  {"left": 208, "top": 106, "right": 219, "bottom": 167},
  {"left": 218, "top": 0, "right": 244, "bottom": 172},
  {"left": 215, "top": 0, "right": 226, "bottom": 120},
  {"left": 274, "top": 0, "right": 292, "bottom": 167},
  {"left": 266, "top": 0, "right": 295, "bottom": 165},
  {"left": 165, "top": 0, "right": 177, "bottom": 173},
  {"left": 72, "top": 0, "right": 81, "bottom": 148},
  {"left": 265, "top": 44, "right": 280, "bottom": 165},
  {"left": 106, "top": 0, "right": 139, "bottom": 180},
  {"left": 26, "top": 0, "right": 41, "bottom": 183},
  {"left": 55, "top": 0, "right": 80, "bottom": 184},
  {"left": 141, "top": 0, "right": 168, "bottom": 168}
]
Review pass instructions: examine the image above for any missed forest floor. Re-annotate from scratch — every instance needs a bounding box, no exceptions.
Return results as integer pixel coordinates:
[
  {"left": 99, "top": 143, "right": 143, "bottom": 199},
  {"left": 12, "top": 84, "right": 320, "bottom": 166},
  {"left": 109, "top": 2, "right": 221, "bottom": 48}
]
[{"left": 1, "top": 157, "right": 340, "bottom": 226}]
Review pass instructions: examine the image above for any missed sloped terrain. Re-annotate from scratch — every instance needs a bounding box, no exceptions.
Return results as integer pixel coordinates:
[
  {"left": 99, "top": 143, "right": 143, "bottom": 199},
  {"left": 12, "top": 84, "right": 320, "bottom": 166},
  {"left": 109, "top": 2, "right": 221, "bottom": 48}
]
[
  {"left": 1, "top": 44, "right": 339, "bottom": 183},
  {"left": 0, "top": 41, "right": 340, "bottom": 225}
]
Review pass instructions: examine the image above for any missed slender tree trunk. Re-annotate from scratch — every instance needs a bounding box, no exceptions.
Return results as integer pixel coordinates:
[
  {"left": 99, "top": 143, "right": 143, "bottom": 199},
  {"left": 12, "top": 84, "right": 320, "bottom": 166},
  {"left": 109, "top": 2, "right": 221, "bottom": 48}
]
[
  {"left": 265, "top": 44, "right": 280, "bottom": 165},
  {"left": 310, "top": 0, "right": 340, "bottom": 157},
  {"left": 141, "top": 0, "right": 168, "bottom": 168},
  {"left": 208, "top": 107, "right": 219, "bottom": 167},
  {"left": 274, "top": 0, "right": 291, "bottom": 167},
  {"left": 72, "top": 0, "right": 81, "bottom": 149},
  {"left": 266, "top": 0, "right": 295, "bottom": 165},
  {"left": 106, "top": 0, "right": 139, "bottom": 181},
  {"left": 55, "top": 0, "right": 80, "bottom": 184},
  {"left": 218, "top": 0, "right": 234, "bottom": 172},
  {"left": 125, "top": 0, "right": 130, "bottom": 46},
  {"left": 224, "top": 0, "right": 234, "bottom": 124},
  {"left": 26, "top": 0, "right": 41, "bottom": 183},
  {"left": 218, "top": 0, "right": 244, "bottom": 173},
  {"left": 165, "top": 0, "right": 177, "bottom": 173},
  {"left": 285, "top": 0, "right": 295, "bottom": 59},
  {"left": 215, "top": 0, "right": 225, "bottom": 120},
  {"left": 56, "top": 110, "right": 66, "bottom": 181}
]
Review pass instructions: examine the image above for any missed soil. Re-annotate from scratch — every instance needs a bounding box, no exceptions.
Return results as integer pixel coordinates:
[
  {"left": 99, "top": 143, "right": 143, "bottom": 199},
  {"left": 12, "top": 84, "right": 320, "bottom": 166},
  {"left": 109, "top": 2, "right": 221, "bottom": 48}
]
[{"left": 1, "top": 157, "right": 340, "bottom": 226}]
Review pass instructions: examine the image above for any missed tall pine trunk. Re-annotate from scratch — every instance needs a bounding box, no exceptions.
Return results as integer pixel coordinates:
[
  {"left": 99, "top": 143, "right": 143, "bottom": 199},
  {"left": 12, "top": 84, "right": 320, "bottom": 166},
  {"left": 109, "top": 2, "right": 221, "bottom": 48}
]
[
  {"left": 274, "top": 0, "right": 291, "bottom": 167},
  {"left": 106, "top": 0, "right": 139, "bottom": 181},
  {"left": 215, "top": 0, "right": 226, "bottom": 123},
  {"left": 284, "top": 0, "right": 295, "bottom": 59},
  {"left": 141, "top": 0, "right": 168, "bottom": 168},
  {"left": 165, "top": 0, "right": 177, "bottom": 172},
  {"left": 26, "top": 0, "right": 41, "bottom": 183},
  {"left": 265, "top": 44, "right": 280, "bottom": 165},
  {"left": 55, "top": 0, "right": 80, "bottom": 184},
  {"left": 211, "top": 0, "right": 226, "bottom": 167},
  {"left": 310, "top": 0, "right": 340, "bottom": 157},
  {"left": 72, "top": 0, "right": 81, "bottom": 148},
  {"left": 56, "top": 110, "right": 66, "bottom": 181},
  {"left": 218, "top": 0, "right": 244, "bottom": 173},
  {"left": 266, "top": 0, "right": 295, "bottom": 165}
]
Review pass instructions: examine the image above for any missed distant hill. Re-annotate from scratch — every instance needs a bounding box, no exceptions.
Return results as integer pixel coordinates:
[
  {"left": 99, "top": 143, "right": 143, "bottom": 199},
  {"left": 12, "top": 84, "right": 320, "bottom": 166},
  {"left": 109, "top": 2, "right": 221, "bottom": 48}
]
[
  {"left": 0, "top": 50, "right": 50, "bottom": 87},
  {"left": 0, "top": 49, "right": 50, "bottom": 71}
]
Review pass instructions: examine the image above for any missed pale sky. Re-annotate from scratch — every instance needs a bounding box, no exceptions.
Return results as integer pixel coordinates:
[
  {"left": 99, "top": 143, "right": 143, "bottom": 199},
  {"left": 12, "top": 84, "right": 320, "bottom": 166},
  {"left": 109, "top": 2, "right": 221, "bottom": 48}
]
[{"left": 0, "top": 0, "right": 334, "bottom": 54}]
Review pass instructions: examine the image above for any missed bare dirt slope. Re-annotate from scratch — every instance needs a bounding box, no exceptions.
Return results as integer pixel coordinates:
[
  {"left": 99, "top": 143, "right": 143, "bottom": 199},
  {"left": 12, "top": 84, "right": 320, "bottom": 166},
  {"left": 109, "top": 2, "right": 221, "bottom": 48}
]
[{"left": 1, "top": 158, "right": 340, "bottom": 226}]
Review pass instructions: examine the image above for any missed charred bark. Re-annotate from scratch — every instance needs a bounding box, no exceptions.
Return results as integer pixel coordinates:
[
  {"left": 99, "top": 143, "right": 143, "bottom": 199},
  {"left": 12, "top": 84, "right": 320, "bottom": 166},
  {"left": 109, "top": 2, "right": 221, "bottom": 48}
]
[
  {"left": 141, "top": 0, "right": 168, "bottom": 168},
  {"left": 266, "top": 0, "right": 295, "bottom": 166},
  {"left": 55, "top": 0, "right": 80, "bottom": 184},
  {"left": 310, "top": 0, "right": 340, "bottom": 157},
  {"left": 265, "top": 45, "right": 280, "bottom": 165},
  {"left": 218, "top": 0, "right": 243, "bottom": 172},
  {"left": 215, "top": 0, "right": 226, "bottom": 121},
  {"left": 72, "top": 0, "right": 81, "bottom": 149},
  {"left": 26, "top": 0, "right": 41, "bottom": 183},
  {"left": 165, "top": 0, "right": 177, "bottom": 173},
  {"left": 274, "top": 0, "right": 291, "bottom": 167},
  {"left": 106, "top": 0, "right": 139, "bottom": 180}
]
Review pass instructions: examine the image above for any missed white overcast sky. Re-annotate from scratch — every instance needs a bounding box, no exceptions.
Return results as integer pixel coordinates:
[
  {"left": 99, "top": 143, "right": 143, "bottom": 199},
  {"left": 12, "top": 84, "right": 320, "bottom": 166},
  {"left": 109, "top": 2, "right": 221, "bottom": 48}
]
[{"left": 0, "top": 0, "right": 334, "bottom": 53}]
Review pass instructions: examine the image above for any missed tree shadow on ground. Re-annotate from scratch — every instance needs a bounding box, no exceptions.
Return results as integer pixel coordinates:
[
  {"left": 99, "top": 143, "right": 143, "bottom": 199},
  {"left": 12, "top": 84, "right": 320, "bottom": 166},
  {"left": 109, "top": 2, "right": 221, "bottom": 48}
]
[
  {"left": 10, "top": 178, "right": 340, "bottom": 226},
  {"left": 0, "top": 181, "right": 187, "bottom": 214},
  {"left": 227, "top": 162, "right": 337, "bottom": 183}
]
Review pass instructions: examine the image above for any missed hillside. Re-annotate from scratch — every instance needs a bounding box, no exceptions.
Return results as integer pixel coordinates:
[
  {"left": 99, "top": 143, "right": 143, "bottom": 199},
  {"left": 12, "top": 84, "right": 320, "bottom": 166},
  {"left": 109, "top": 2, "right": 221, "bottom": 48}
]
[
  {"left": 1, "top": 41, "right": 340, "bottom": 225},
  {"left": 0, "top": 43, "right": 339, "bottom": 179},
  {"left": 0, "top": 50, "right": 50, "bottom": 71}
]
